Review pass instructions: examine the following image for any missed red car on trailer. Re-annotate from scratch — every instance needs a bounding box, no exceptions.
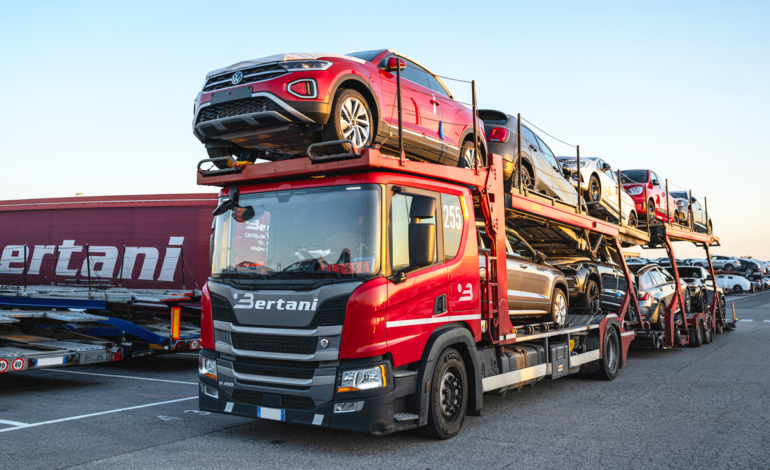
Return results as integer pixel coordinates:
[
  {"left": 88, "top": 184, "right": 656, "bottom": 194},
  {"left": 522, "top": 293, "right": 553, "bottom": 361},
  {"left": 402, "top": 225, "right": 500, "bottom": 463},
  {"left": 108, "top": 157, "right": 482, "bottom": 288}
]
[{"left": 620, "top": 169, "right": 679, "bottom": 224}]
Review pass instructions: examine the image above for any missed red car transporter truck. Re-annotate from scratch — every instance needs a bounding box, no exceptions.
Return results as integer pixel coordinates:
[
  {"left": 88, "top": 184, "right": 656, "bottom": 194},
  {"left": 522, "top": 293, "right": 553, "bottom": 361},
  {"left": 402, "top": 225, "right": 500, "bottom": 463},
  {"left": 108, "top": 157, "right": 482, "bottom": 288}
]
[{"left": 194, "top": 148, "right": 650, "bottom": 439}]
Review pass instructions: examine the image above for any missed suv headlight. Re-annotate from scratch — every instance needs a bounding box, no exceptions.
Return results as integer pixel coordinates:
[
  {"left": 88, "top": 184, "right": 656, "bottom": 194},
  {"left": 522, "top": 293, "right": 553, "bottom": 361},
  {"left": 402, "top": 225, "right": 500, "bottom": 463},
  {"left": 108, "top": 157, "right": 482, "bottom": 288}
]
[
  {"left": 337, "top": 365, "right": 387, "bottom": 393},
  {"left": 627, "top": 186, "right": 643, "bottom": 196},
  {"left": 199, "top": 356, "right": 217, "bottom": 380},
  {"left": 282, "top": 60, "right": 333, "bottom": 71}
]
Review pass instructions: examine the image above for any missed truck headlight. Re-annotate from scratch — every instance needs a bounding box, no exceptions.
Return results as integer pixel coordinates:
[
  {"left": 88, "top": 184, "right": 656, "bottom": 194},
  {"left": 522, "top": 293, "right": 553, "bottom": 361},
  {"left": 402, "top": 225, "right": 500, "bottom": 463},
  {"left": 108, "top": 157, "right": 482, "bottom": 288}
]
[
  {"left": 199, "top": 356, "right": 217, "bottom": 380},
  {"left": 337, "top": 365, "right": 387, "bottom": 393},
  {"left": 627, "top": 186, "right": 643, "bottom": 196}
]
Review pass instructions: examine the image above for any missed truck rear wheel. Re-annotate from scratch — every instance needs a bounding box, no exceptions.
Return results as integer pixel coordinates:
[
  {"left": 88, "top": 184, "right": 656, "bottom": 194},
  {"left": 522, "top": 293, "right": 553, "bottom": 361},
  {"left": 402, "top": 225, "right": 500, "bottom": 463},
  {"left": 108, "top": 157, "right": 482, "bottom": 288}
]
[
  {"left": 423, "top": 348, "right": 468, "bottom": 440},
  {"left": 689, "top": 318, "right": 704, "bottom": 348},
  {"left": 592, "top": 326, "right": 619, "bottom": 381},
  {"left": 703, "top": 315, "right": 713, "bottom": 344}
]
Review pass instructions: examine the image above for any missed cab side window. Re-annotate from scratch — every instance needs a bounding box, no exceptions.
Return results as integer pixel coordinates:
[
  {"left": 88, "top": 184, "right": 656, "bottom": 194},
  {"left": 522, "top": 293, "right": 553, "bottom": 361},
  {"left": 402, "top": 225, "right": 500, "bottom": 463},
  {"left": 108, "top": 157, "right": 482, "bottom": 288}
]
[
  {"left": 391, "top": 192, "right": 438, "bottom": 272},
  {"left": 441, "top": 194, "right": 463, "bottom": 260}
]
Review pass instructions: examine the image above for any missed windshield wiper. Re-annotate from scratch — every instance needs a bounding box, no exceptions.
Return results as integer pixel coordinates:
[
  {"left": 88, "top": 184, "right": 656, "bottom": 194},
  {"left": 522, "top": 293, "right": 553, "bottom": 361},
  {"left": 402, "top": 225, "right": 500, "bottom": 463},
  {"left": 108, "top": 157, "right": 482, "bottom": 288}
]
[
  {"left": 272, "top": 270, "right": 342, "bottom": 279},
  {"left": 217, "top": 272, "right": 270, "bottom": 280}
]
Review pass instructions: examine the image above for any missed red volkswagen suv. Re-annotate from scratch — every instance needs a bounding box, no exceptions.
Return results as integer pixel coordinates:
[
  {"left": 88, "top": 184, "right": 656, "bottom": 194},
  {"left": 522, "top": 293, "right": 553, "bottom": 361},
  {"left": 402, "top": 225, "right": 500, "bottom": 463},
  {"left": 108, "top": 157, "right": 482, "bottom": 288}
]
[
  {"left": 620, "top": 169, "right": 680, "bottom": 224},
  {"left": 193, "top": 50, "right": 486, "bottom": 167}
]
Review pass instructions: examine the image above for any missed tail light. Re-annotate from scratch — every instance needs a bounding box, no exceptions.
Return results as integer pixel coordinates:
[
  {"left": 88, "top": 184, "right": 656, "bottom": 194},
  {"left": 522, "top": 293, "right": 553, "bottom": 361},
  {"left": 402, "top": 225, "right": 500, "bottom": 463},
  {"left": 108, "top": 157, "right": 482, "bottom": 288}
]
[
  {"left": 638, "top": 292, "right": 649, "bottom": 301},
  {"left": 287, "top": 79, "right": 318, "bottom": 99},
  {"left": 488, "top": 127, "right": 510, "bottom": 143}
]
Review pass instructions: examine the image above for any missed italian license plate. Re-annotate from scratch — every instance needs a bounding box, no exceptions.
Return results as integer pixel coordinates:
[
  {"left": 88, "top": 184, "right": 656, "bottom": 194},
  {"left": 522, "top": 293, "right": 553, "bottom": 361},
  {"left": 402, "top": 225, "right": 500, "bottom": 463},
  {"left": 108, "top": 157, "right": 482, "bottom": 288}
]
[
  {"left": 257, "top": 406, "right": 285, "bottom": 421},
  {"left": 36, "top": 357, "right": 65, "bottom": 367}
]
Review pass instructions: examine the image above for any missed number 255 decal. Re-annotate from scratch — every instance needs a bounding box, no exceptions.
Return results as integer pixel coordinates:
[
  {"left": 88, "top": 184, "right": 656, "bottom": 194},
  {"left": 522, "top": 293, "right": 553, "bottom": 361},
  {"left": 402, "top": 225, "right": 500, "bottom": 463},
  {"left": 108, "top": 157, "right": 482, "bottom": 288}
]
[
  {"left": 443, "top": 204, "right": 462, "bottom": 229},
  {"left": 457, "top": 283, "right": 473, "bottom": 301}
]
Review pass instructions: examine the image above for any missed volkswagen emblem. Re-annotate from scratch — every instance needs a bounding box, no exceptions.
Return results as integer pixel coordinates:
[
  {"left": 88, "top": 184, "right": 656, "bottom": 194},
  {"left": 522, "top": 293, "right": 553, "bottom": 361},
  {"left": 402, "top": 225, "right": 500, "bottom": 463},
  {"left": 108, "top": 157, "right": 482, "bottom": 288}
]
[{"left": 231, "top": 71, "right": 243, "bottom": 85}]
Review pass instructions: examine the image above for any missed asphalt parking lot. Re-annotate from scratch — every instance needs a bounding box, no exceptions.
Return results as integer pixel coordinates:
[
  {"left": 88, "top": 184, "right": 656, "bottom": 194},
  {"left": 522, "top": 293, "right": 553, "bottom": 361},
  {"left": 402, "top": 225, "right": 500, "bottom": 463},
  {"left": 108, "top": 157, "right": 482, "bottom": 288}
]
[{"left": 2, "top": 291, "right": 769, "bottom": 470}]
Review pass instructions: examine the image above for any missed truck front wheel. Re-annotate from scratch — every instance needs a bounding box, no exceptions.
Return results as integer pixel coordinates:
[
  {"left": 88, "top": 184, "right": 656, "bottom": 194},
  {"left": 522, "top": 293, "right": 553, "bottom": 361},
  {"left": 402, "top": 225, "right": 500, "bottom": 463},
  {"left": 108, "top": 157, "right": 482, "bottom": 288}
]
[{"left": 423, "top": 348, "right": 468, "bottom": 440}]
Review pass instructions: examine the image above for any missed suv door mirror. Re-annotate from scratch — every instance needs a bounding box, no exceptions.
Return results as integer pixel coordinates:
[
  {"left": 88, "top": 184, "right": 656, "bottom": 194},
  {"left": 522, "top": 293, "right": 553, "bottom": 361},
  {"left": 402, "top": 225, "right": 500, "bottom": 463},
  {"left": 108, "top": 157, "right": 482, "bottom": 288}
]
[
  {"left": 602, "top": 162, "right": 611, "bottom": 171},
  {"left": 407, "top": 195, "right": 436, "bottom": 271},
  {"left": 652, "top": 180, "right": 660, "bottom": 187},
  {"left": 561, "top": 164, "right": 573, "bottom": 179},
  {"left": 379, "top": 56, "right": 407, "bottom": 72},
  {"left": 535, "top": 251, "right": 548, "bottom": 264}
]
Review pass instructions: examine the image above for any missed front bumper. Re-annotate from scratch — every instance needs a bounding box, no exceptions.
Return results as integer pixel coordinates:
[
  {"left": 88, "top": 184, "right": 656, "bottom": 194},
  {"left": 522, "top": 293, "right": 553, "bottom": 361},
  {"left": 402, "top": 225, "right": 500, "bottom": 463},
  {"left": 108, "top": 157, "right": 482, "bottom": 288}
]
[{"left": 198, "top": 354, "right": 417, "bottom": 435}]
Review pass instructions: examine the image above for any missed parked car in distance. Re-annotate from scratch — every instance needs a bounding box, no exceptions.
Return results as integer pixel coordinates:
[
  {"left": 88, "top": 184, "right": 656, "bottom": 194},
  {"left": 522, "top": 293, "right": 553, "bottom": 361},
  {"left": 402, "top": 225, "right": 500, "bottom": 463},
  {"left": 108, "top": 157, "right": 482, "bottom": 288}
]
[
  {"left": 670, "top": 191, "right": 713, "bottom": 234},
  {"left": 629, "top": 264, "right": 686, "bottom": 329},
  {"left": 715, "top": 273, "right": 752, "bottom": 293},
  {"left": 664, "top": 266, "right": 710, "bottom": 313},
  {"left": 738, "top": 258, "right": 763, "bottom": 276},
  {"left": 748, "top": 275, "right": 765, "bottom": 291},
  {"left": 477, "top": 223, "right": 570, "bottom": 325},
  {"left": 194, "top": 50, "right": 486, "bottom": 168},
  {"left": 620, "top": 169, "right": 679, "bottom": 224},
  {"left": 547, "top": 256, "right": 626, "bottom": 312},
  {"left": 625, "top": 257, "right": 650, "bottom": 265},
  {"left": 688, "top": 255, "right": 741, "bottom": 271},
  {"left": 657, "top": 258, "right": 689, "bottom": 268},
  {"left": 479, "top": 110, "right": 579, "bottom": 207},
  {"left": 763, "top": 274, "right": 770, "bottom": 288},
  {"left": 557, "top": 157, "right": 638, "bottom": 226}
]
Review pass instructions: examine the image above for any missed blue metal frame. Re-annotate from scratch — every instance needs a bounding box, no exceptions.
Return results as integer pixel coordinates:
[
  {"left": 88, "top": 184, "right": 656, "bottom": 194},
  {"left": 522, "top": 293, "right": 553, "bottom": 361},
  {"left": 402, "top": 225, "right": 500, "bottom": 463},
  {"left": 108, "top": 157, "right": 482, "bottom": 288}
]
[
  {"left": 84, "top": 317, "right": 197, "bottom": 345},
  {"left": 0, "top": 295, "right": 106, "bottom": 310}
]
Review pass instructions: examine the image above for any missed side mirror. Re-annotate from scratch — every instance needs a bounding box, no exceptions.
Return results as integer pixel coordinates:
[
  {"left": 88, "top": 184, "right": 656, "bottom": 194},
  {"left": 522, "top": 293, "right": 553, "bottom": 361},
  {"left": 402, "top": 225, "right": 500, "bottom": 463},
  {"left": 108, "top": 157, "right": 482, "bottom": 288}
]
[
  {"left": 536, "top": 251, "right": 548, "bottom": 264},
  {"left": 561, "top": 164, "right": 573, "bottom": 179},
  {"left": 652, "top": 180, "right": 660, "bottom": 187},
  {"left": 603, "top": 162, "right": 611, "bottom": 171},
  {"left": 407, "top": 196, "right": 436, "bottom": 271},
  {"left": 379, "top": 57, "right": 407, "bottom": 72},
  {"left": 213, "top": 188, "right": 239, "bottom": 216}
]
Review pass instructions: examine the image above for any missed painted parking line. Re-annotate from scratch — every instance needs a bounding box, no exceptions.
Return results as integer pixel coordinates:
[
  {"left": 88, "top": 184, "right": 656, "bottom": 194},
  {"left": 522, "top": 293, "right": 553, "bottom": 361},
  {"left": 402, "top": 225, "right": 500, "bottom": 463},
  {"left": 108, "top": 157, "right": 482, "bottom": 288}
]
[
  {"left": 0, "top": 419, "right": 29, "bottom": 426},
  {"left": 738, "top": 319, "right": 753, "bottom": 322},
  {"left": 43, "top": 369, "right": 197, "bottom": 385},
  {"left": 0, "top": 397, "right": 197, "bottom": 434},
  {"left": 764, "top": 320, "right": 770, "bottom": 323}
]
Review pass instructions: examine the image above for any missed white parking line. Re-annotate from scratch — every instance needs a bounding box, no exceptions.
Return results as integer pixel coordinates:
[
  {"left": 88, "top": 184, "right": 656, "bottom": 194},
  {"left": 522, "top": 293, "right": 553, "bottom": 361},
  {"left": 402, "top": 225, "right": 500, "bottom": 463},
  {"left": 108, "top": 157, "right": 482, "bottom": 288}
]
[
  {"left": 43, "top": 369, "right": 197, "bottom": 385},
  {"left": 764, "top": 320, "right": 770, "bottom": 323},
  {"left": 739, "top": 319, "right": 753, "bottom": 322},
  {"left": 0, "top": 397, "right": 197, "bottom": 434},
  {"left": 0, "top": 419, "right": 29, "bottom": 426}
]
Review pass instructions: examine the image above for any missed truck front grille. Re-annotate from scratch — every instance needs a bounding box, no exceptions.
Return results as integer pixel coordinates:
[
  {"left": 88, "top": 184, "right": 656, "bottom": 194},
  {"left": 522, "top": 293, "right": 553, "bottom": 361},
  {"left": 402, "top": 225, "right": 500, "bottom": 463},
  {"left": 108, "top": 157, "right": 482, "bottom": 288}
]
[
  {"left": 231, "top": 390, "right": 316, "bottom": 411},
  {"left": 311, "top": 295, "right": 349, "bottom": 327},
  {"left": 196, "top": 97, "right": 282, "bottom": 125},
  {"left": 231, "top": 333, "right": 317, "bottom": 355},
  {"left": 237, "top": 380, "right": 310, "bottom": 391},
  {"left": 203, "top": 64, "right": 289, "bottom": 93},
  {"left": 232, "top": 357, "right": 318, "bottom": 380},
  {"left": 211, "top": 294, "right": 236, "bottom": 323}
]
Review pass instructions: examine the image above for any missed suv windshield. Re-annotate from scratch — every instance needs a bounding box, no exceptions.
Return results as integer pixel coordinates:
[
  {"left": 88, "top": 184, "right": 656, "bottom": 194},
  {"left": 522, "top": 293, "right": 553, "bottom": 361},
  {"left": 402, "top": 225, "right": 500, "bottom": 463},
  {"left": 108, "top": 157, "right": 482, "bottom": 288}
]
[
  {"left": 620, "top": 170, "right": 648, "bottom": 184},
  {"left": 346, "top": 50, "right": 385, "bottom": 62},
  {"left": 212, "top": 185, "right": 381, "bottom": 279}
]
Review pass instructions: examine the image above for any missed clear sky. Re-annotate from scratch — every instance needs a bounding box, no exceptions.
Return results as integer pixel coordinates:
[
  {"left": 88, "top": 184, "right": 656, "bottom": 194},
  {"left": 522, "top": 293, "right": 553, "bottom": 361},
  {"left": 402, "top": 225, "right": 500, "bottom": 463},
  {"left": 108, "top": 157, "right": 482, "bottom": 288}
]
[{"left": 1, "top": 0, "right": 768, "bottom": 260}]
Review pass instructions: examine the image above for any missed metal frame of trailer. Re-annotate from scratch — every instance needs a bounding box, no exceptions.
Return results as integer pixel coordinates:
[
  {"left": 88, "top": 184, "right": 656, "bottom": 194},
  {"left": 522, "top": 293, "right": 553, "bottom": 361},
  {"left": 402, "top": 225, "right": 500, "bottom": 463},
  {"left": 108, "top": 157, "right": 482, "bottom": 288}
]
[
  {"left": 0, "top": 285, "right": 203, "bottom": 358},
  {"left": 0, "top": 310, "right": 121, "bottom": 374}
]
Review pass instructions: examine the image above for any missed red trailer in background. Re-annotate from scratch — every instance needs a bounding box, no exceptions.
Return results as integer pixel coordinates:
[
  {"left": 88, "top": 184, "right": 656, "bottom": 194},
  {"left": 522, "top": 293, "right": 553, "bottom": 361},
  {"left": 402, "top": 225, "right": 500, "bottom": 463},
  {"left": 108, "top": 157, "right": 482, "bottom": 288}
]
[{"left": 0, "top": 193, "right": 217, "bottom": 289}]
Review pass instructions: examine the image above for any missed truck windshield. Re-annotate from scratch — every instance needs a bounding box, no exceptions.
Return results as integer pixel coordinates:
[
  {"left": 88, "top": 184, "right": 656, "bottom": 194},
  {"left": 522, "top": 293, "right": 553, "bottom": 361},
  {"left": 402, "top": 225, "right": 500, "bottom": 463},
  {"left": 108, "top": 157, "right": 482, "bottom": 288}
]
[
  {"left": 212, "top": 185, "right": 381, "bottom": 279},
  {"left": 620, "top": 170, "right": 648, "bottom": 184}
]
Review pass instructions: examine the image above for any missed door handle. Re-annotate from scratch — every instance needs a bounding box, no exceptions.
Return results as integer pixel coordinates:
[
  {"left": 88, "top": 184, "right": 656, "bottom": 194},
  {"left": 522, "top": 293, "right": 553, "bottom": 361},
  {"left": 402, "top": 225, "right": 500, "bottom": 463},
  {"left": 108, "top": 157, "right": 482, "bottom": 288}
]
[
  {"left": 659, "top": 287, "right": 664, "bottom": 291},
  {"left": 430, "top": 100, "right": 440, "bottom": 105},
  {"left": 529, "top": 145, "right": 538, "bottom": 152},
  {"left": 520, "top": 264, "right": 528, "bottom": 269}
]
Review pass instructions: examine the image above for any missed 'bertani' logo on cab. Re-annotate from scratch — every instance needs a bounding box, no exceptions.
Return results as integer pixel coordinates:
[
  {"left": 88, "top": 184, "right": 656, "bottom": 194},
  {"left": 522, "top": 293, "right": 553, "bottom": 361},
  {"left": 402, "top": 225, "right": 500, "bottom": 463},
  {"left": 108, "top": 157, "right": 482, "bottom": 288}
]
[{"left": 232, "top": 293, "right": 318, "bottom": 311}]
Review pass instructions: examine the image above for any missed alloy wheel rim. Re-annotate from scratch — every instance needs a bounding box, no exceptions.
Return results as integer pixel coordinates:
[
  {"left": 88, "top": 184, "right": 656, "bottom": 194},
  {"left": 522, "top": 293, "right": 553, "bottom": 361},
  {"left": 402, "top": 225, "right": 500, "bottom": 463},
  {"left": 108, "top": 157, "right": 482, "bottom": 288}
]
[
  {"left": 521, "top": 169, "right": 533, "bottom": 190},
  {"left": 588, "top": 284, "right": 600, "bottom": 309},
  {"left": 555, "top": 293, "right": 567, "bottom": 325},
  {"left": 590, "top": 181, "right": 600, "bottom": 201},
  {"left": 440, "top": 366, "right": 463, "bottom": 423},
  {"left": 648, "top": 202, "right": 655, "bottom": 222},
  {"left": 462, "top": 148, "right": 476, "bottom": 168},
  {"left": 340, "top": 97, "right": 370, "bottom": 148}
]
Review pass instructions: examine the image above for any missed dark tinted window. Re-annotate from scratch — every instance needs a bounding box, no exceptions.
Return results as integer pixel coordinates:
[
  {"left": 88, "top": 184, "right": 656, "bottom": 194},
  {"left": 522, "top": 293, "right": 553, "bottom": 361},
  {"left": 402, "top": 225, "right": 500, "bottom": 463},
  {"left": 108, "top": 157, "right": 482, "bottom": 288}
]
[
  {"left": 346, "top": 50, "right": 385, "bottom": 62},
  {"left": 620, "top": 170, "right": 648, "bottom": 184},
  {"left": 478, "top": 110, "right": 508, "bottom": 124},
  {"left": 520, "top": 126, "right": 538, "bottom": 149},
  {"left": 671, "top": 191, "right": 689, "bottom": 199},
  {"left": 425, "top": 74, "right": 449, "bottom": 97},
  {"left": 399, "top": 59, "right": 431, "bottom": 89},
  {"left": 505, "top": 229, "right": 536, "bottom": 261}
]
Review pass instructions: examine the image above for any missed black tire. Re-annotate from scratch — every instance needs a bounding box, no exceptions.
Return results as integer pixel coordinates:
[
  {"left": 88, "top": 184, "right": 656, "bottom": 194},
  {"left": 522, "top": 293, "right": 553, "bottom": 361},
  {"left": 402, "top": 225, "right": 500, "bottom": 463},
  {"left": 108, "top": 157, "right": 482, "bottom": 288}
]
[
  {"left": 654, "top": 301, "right": 666, "bottom": 331},
  {"left": 703, "top": 315, "right": 713, "bottom": 344},
  {"left": 422, "top": 348, "right": 468, "bottom": 440},
  {"left": 207, "top": 147, "right": 235, "bottom": 169},
  {"left": 724, "top": 263, "right": 734, "bottom": 271},
  {"left": 673, "top": 211, "right": 680, "bottom": 225},
  {"left": 628, "top": 211, "right": 638, "bottom": 228},
  {"left": 745, "top": 267, "right": 754, "bottom": 276},
  {"left": 579, "top": 279, "right": 601, "bottom": 311},
  {"left": 321, "top": 88, "right": 373, "bottom": 154},
  {"left": 708, "top": 221, "right": 713, "bottom": 235},
  {"left": 625, "top": 299, "right": 639, "bottom": 324},
  {"left": 458, "top": 142, "right": 484, "bottom": 169},
  {"left": 550, "top": 288, "right": 568, "bottom": 326},
  {"left": 690, "top": 319, "right": 704, "bottom": 348},
  {"left": 684, "top": 289, "right": 692, "bottom": 314},
  {"left": 518, "top": 164, "right": 535, "bottom": 191},
  {"left": 733, "top": 285, "right": 743, "bottom": 294},
  {"left": 647, "top": 200, "right": 656, "bottom": 224},
  {"left": 592, "top": 326, "right": 620, "bottom": 381},
  {"left": 587, "top": 175, "right": 601, "bottom": 203},
  {"left": 715, "top": 320, "right": 724, "bottom": 335},
  {"left": 697, "top": 293, "right": 708, "bottom": 313}
]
